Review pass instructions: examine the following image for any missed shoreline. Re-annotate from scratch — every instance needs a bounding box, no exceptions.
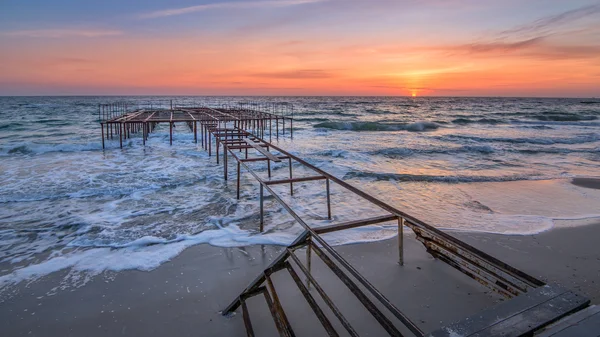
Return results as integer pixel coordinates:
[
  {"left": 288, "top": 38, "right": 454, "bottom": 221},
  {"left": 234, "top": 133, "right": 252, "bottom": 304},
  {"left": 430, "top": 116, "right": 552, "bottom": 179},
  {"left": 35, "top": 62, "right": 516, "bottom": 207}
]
[{"left": 1, "top": 222, "right": 599, "bottom": 336}]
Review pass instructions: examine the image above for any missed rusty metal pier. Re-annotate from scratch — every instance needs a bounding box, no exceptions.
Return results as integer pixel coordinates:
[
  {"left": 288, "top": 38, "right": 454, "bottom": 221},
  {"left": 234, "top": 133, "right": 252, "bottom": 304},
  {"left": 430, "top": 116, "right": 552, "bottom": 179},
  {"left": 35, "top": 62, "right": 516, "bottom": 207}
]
[
  {"left": 99, "top": 100, "right": 596, "bottom": 336},
  {"left": 98, "top": 100, "right": 294, "bottom": 149}
]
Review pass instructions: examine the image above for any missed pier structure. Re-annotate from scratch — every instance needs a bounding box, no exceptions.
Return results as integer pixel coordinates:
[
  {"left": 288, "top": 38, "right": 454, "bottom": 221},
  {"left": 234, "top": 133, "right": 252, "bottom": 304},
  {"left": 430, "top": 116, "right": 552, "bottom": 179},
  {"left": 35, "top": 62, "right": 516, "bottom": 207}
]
[
  {"left": 99, "top": 100, "right": 598, "bottom": 336},
  {"left": 98, "top": 100, "right": 294, "bottom": 149}
]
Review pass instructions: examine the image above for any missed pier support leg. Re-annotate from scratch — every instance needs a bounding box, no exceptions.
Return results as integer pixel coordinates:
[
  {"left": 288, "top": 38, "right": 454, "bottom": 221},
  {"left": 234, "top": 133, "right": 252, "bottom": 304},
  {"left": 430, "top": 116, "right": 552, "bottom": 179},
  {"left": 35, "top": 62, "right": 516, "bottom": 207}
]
[
  {"left": 259, "top": 184, "right": 264, "bottom": 232},
  {"left": 237, "top": 161, "right": 241, "bottom": 199},
  {"left": 223, "top": 144, "right": 227, "bottom": 180},
  {"left": 306, "top": 237, "right": 312, "bottom": 290},
  {"left": 169, "top": 122, "right": 173, "bottom": 145},
  {"left": 143, "top": 123, "right": 146, "bottom": 146},
  {"left": 398, "top": 218, "right": 404, "bottom": 266},
  {"left": 101, "top": 124, "right": 105, "bottom": 149},
  {"left": 119, "top": 123, "right": 123, "bottom": 149},
  {"left": 194, "top": 121, "right": 197, "bottom": 144},
  {"left": 288, "top": 158, "right": 293, "bottom": 196},
  {"left": 326, "top": 179, "right": 332, "bottom": 220}
]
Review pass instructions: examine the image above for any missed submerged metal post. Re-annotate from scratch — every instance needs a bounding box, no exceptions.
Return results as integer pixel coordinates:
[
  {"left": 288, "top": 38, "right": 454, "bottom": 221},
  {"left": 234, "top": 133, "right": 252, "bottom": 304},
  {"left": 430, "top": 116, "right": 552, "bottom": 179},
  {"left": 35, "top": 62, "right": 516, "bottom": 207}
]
[
  {"left": 237, "top": 161, "right": 241, "bottom": 199},
  {"left": 194, "top": 121, "right": 197, "bottom": 143},
  {"left": 288, "top": 157, "right": 293, "bottom": 196},
  {"left": 101, "top": 123, "right": 105, "bottom": 149},
  {"left": 224, "top": 143, "right": 228, "bottom": 180},
  {"left": 260, "top": 184, "right": 264, "bottom": 232}
]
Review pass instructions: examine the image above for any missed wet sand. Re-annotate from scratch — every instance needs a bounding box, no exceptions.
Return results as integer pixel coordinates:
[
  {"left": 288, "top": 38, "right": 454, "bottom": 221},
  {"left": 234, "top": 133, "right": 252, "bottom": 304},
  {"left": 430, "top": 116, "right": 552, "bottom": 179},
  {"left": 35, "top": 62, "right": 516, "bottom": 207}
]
[
  {"left": 1, "top": 222, "right": 599, "bottom": 336},
  {"left": 571, "top": 177, "right": 600, "bottom": 190}
]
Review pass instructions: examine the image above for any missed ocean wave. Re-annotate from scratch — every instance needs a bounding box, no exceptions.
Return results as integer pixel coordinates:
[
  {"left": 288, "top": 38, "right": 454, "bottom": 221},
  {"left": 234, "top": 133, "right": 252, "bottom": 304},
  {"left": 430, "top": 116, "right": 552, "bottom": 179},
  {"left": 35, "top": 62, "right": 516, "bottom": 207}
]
[
  {"left": 313, "top": 121, "right": 439, "bottom": 132},
  {"left": 452, "top": 118, "right": 503, "bottom": 124},
  {"left": 440, "top": 133, "right": 600, "bottom": 145},
  {"left": 343, "top": 171, "right": 544, "bottom": 183},
  {"left": 533, "top": 115, "right": 597, "bottom": 122},
  {"left": 373, "top": 145, "right": 495, "bottom": 157},
  {"left": 1, "top": 142, "right": 103, "bottom": 156}
]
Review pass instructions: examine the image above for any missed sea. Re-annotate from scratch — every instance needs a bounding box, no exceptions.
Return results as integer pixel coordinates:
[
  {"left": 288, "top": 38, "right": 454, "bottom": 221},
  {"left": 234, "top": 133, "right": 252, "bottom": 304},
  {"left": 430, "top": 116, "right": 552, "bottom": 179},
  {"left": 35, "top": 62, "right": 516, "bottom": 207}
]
[{"left": 1, "top": 96, "right": 599, "bottom": 291}]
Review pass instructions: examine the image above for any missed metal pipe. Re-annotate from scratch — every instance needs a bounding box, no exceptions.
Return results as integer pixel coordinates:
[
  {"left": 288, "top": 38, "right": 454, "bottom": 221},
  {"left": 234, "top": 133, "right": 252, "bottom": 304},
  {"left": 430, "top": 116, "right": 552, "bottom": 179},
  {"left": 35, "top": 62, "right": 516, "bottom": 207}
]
[
  {"left": 399, "top": 218, "right": 404, "bottom": 266},
  {"left": 260, "top": 184, "right": 264, "bottom": 232},
  {"left": 326, "top": 179, "right": 331, "bottom": 220}
]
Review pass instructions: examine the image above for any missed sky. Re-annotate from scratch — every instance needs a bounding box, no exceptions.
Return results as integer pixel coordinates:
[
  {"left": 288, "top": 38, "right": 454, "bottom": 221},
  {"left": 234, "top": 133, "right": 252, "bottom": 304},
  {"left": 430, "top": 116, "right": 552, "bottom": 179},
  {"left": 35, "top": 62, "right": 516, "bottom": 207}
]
[{"left": 0, "top": 0, "right": 599, "bottom": 97}]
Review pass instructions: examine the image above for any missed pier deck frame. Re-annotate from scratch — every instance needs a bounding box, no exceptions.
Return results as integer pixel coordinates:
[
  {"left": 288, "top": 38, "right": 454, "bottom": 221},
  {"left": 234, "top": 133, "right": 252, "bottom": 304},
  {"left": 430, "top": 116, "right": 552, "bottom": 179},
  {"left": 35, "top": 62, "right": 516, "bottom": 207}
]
[{"left": 98, "top": 101, "right": 589, "bottom": 336}]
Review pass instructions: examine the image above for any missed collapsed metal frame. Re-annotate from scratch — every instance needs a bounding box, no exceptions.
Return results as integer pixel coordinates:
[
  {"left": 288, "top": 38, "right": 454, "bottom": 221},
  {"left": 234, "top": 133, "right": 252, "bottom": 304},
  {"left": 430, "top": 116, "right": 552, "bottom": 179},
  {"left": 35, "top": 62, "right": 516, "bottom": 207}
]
[{"left": 199, "top": 125, "right": 546, "bottom": 336}]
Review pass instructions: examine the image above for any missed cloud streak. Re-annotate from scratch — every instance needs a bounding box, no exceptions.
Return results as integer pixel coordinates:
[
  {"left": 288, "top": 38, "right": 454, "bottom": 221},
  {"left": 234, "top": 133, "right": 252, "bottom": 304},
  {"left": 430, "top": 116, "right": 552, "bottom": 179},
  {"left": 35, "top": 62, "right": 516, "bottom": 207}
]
[
  {"left": 499, "top": 4, "right": 600, "bottom": 39},
  {"left": 139, "top": 0, "right": 325, "bottom": 19},
  {"left": 250, "top": 69, "right": 334, "bottom": 79},
  {"left": 3, "top": 29, "right": 122, "bottom": 38}
]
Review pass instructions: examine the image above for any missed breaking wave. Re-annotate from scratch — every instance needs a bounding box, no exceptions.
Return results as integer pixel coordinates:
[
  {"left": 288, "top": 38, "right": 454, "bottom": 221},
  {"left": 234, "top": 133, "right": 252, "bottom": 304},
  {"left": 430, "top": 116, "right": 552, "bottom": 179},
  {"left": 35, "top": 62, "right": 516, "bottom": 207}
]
[{"left": 313, "top": 121, "right": 439, "bottom": 132}]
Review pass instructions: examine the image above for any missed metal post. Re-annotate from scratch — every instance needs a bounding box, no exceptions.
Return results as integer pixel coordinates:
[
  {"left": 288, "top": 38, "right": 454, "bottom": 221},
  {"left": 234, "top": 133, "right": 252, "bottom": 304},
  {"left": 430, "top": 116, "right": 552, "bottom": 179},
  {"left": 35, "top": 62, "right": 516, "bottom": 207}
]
[
  {"left": 399, "top": 218, "right": 404, "bottom": 266},
  {"left": 237, "top": 161, "right": 241, "bottom": 199},
  {"left": 224, "top": 143, "right": 227, "bottom": 180},
  {"left": 194, "top": 121, "right": 197, "bottom": 143},
  {"left": 326, "top": 179, "right": 332, "bottom": 220},
  {"left": 101, "top": 124, "right": 105, "bottom": 149},
  {"left": 288, "top": 157, "right": 293, "bottom": 196},
  {"left": 169, "top": 122, "right": 173, "bottom": 145},
  {"left": 259, "top": 184, "right": 264, "bottom": 232},
  {"left": 306, "top": 237, "right": 312, "bottom": 290},
  {"left": 119, "top": 123, "right": 123, "bottom": 148}
]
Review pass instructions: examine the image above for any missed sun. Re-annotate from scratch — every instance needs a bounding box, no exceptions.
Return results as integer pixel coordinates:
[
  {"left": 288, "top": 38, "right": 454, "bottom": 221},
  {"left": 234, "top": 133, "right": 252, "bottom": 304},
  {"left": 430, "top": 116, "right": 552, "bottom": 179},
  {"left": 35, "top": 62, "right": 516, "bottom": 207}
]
[{"left": 411, "top": 92, "right": 417, "bottom": 97}]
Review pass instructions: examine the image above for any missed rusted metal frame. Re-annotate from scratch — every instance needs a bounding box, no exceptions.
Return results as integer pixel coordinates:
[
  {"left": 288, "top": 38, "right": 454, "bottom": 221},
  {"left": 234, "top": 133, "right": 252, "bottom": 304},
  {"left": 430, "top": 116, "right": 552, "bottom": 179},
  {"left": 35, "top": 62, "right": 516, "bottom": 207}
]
[
  {"left": 244, "top": 133, "right": 544, "bottom": 290},
  {"left": 243, "top": 138, "right": 282, "bottom": 162},
  {"left": 240, "top": 156, "right": 289, "bottom": 163},
  {"left": 114, "top": 109, "right": 146, "bottom": 122},
  {"left": 283, "top": 262, "right": 339, "bottom": 337},
  {"left": 266, "top": 275, "right": 296, "bottom": 337},
  {"left": 416, "top": 236, "right": 517, "bottom": 298},
  {"left": 314, "top": 214, "right": 399, "bottom": 235},
  {"left": 310, "top": 231, "right": 424, "bottom": 336},
  {"left": 410, "top": 227, "right": 536, "bottom": 293},
  {"left": 264, "top": 176, "right": 326, "bottom": 185},
  {"left": 228, "top": 144, "right": 268, "bottom": 150},
  {"left": 230, "top": 147, "right": 329, "bottom": 230},
  {"left": 222, "top": 231, "right": 310, "bottom": 314},
  {"left": 309, "top": 242, "right": 405, "bottom": 337},
  {"left": 287, "top": 250, "right": 359, "bottom": 337},
  {"left": 207, "top": 107, "right": 241, "bottom": 121},
  {"left": 241, "top": 298, "right": 256, "bottom": 337},
  {"left": 263, "top": 285, "right": 293, "bottom": 337}
]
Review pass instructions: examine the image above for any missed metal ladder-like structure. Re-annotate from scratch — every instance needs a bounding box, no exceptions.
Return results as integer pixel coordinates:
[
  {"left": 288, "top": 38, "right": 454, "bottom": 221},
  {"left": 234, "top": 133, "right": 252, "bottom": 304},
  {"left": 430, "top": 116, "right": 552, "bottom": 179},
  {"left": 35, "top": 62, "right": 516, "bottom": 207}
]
[{"left": 207, "top": 126, "right": 547, "bottom": 336}]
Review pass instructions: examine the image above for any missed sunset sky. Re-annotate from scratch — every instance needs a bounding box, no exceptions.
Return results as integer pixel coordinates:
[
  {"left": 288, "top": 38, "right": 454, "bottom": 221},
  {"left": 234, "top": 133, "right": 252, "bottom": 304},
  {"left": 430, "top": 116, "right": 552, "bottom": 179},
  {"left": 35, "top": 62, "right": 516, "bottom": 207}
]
[{"left": 1, "top": 0, "right": 599, "bottom": 97}]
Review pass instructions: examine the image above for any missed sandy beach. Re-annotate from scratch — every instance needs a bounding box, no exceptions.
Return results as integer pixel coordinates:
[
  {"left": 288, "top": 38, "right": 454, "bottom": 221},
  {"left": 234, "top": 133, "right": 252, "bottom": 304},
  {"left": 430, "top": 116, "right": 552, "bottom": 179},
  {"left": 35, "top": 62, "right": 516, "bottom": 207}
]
[{"left": 1, "top": 217, "right": 599, "bottom": 336}]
